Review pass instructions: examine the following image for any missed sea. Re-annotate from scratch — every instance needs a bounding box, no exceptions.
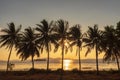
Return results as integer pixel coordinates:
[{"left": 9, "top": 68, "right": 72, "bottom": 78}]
[{"left": 0, "top": 58, "right": 118, "bottom": 71}]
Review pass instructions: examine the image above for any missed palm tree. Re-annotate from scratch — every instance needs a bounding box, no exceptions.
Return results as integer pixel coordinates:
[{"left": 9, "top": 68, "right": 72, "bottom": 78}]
[
  {"left": 0, "top": 22, "right": 21, "bottom": 71},
  {"left": 52, "top": 19, "right": 69, "bottom": 80},
  {"left": 53, "top": 19, "right": 69, "bottom": 71},
  {"left": 68, "top": 24, "right": 83, "bottom": 71},
  {"left": 116, "top": 21, "right": 120, "bottom": 70},
  {"left": 36, "top": 19, "right": 57, "bottom": 71},
  {"left": 103, "top": 25, "right": 120, "bottom": 70},
  {"left": 83, "top": 25, "right": 103, "bottom": 75},
  {"left": 17, "top": 27, "right": 40, "bottom": 69}
]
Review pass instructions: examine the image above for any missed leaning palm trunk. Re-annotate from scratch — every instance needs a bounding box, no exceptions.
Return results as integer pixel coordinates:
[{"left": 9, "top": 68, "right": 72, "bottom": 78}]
[
  {"left": 78, "top": 46, "right": 81, "bottom": 71},
  {"left": 31, "top": 56, "right": 34, "bottom": 69},
  {"left": 115, "top": 53, "right": 120, "bottom": 70},
  {"left": 6, "top": 47, "right": 13, "bottom": 71},
  {"left": 96, "top": 45, "right": 99, "bottom": 75}
]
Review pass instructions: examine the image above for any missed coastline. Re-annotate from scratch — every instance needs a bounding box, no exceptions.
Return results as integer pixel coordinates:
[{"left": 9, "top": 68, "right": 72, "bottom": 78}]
[{"left": 0, "top": 59, "right": 118, "bottom": 71}]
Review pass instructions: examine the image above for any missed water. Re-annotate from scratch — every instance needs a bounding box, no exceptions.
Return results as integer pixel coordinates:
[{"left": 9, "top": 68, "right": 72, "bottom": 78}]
[{"left": 0, "top": 59, "right": 118, "bottom": 71}]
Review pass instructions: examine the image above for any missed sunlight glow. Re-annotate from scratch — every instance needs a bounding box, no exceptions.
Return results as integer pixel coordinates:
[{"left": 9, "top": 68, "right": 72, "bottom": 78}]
[
  {"left": 64, "top": 59, "right": 72, "bottom": 70},
  {"left": 64, "top": 42, "right": 68, "bottom": 46}
]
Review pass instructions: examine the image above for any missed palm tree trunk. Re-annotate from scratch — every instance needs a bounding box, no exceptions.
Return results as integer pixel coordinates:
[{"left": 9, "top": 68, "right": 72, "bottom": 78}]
[
  {"left": 31, "top": 56, "right": 34, "bottom": 69},
  {"left": 47, "top": 48, "right": 50, "bottom": 71},
  {"left": 96, "top": 45, "right": 99, "bottom": 75},
  {"left": 46, "top": 42, "right": 50, "bottom": 72},
  {"left": 115, "top": 53, "right": 120, "bottom": 70},
  {"left": 6, "top": 47, "right": 13, "bottom": 72},
  {"left": 62, "top": 40, "right": 64, "bottom": 71},
  {"left": 78, "top": 46, "right": 81, "bottom": 71},
  {"left": 60, "top": 39, "right": 64, "bottom": 80}
]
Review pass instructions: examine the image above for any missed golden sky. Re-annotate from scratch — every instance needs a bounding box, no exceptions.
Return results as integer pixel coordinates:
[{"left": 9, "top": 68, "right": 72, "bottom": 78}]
[{"left": 0, "top": 46, "right": 104, "bottom": 61}]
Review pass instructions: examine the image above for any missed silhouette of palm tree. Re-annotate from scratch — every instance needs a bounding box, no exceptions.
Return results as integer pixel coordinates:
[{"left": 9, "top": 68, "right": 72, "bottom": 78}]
[
  {"left": 53, "top": 19, "right": 69, "bottom": 71},
  {"left": 83, "top": 25, "right": 103, "bottom": 75},
  {"left": 68, "top": 24, "right": 83, "bottom": 71},
  {"left": 0, "top": 22, "right": 21, "bottom": 71},
  {"left": 103, "top": 26, "right": 120, "bottom": 70},
  {"left": 53, "top": 19, "right": 69, "bottom": 80},
  {"left": 36, "top": 19, "right": 57, "bottom": 71},
  {"left": 17, "top": 27, "right": 40, "bottom": 69}
]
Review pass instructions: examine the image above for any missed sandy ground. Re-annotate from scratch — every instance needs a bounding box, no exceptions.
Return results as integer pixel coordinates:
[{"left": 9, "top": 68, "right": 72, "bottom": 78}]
[{"left": 0, "top": 70, "right": 120, "bottom": 80}]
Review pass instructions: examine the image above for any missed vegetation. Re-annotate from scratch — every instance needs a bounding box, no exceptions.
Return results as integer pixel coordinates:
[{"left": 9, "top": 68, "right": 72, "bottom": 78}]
[
  {"left": 52, "top": 19, "right": 69, "bottom": 80},
  {"left": 0, "top": 20, "right": 120, "bottom": 75},
  {"left": 83, "top": 25, "right": 103, "bottom": 74},
  {"left": 68, "top": 24, "right": 83, "bottom": 71},
  {"left": 35, "top": 19, "right": 57, "bottom": 71},
  {"left": 53, "top": 19, "right": 69, "bottom": 71},
  {"left": 16, "top": 27, "right": 40, "bottom": 69},
  {"left": 102, "top": 25, "right": 120, "bottom": 70},
  {"left": 0, "top": 22, "right": 21, "bottom": 71}
]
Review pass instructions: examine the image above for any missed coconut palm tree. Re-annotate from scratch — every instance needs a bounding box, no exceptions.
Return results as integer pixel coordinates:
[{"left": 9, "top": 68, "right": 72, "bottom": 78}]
[
  {"left": 116, "top": 21, "right": 120, "bottom": 70},
  {"left": 103, "top": 25, "right": 120, "bottom": 70},
  {"left": 53, "top": 19, "right": 69, "bottom": 71},
  {"left": 68, "top": 24, "right": 83, "bottom": 71},
  {"left": 36, "top": 19, "right": 57, "bottom": 71},
  {"left": 17, "top": 27, "right": 40, "bottom": 69},
  {"left": 52, "top": 19, "right": 69, "bottom": 80},
  {"left": 0, "top": 22, "right": 21, "bottom": 71},
  {"left": 83, "top": 25, "right": 103, "bottom": 75}
]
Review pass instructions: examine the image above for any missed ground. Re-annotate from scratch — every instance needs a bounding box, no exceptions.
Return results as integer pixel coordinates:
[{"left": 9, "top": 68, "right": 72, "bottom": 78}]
[{"left": 0, "top": 69, "right": 120, "bottom": 80}]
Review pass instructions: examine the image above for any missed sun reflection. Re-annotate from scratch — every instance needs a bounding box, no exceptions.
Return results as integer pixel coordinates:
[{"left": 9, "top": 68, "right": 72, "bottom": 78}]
[{"left": 64, "top": 59, "right": 72, "bottom": 70}]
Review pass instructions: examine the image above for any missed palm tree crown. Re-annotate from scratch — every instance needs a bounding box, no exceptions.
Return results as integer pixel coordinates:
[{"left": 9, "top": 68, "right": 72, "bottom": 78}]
[
  {"left": 68, "top": 25, "right": 82, "bottom": 47},
  {"left": 0, "top": 23, "right": 21, "bottom": 48}
]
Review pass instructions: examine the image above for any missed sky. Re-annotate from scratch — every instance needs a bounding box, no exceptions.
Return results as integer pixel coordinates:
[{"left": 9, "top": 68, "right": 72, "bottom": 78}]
[{"left": 0, "top": 0, "right": 120, "bottom": 60}]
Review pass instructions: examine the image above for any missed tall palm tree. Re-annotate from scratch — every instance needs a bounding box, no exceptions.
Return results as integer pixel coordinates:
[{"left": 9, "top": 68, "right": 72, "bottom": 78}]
[
  {"left": 53, "top": 19, "right": 69, "bottom": 80},
  {"left": 116, "top": 21, "right": 120, "bottom": 70},
  {"left": 83, "top": 25, "right": 103, "bottom": 75},
  {"left": 36, "top": 19, "right": 57, "bottom": 71},
  {"left": 103, "top": 25, "right": 120, "bottom": 70},
  {"left": 17, "top": 27, "right": 40, "bottom": 69},
  {"left": 0, "top": 22, "right": 21, "bottom": 71},
  {"left": 53, "top": 19, "right": 69, "bottom": 71},
  {"left": 68, "top": 24, "right": 83, "bottom": 71}
]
